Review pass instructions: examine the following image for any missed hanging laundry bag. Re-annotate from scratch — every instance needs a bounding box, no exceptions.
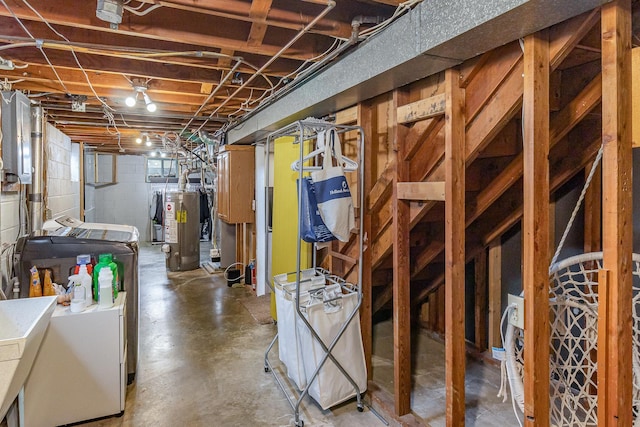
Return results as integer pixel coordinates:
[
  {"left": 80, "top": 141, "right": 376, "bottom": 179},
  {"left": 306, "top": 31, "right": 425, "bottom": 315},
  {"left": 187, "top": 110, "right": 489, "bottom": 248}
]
[
  {"left": 298, "top": 177, "right": 336, "bottom": 243},
  {"left": 297, "top": 284, "right": 367, "bottom": 409},
  {"left": 274, "top": 269, "right": 325, "bottom": 389},
  {"left": 311, "top": 129, "right": 356, "bottom": 242}
]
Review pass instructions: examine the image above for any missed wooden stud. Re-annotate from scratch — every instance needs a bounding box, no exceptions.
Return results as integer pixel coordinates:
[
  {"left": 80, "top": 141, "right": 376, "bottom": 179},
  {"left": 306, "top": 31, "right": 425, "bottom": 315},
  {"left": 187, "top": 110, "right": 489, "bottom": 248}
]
[
  {"left": 522, "top": 30, "right": 550, "bottom": 427},
  {"left": 444, "top": 67, "right": 466, "bottom": 426},
  {"left": 359, "top": 100, "right": 375, "bottom": 380},
  {"left": 392, "top": 89, "right": 412, "bottom": 416},
  {"left": 583, "top": 161, "right": 602, "bottom": 253},
  {"left": 396, "top": 182, "right": 445, "bottom": 201},
  {"left": 487, "top": 239, "right": 502, "bottom": 348},
  {"left": 474, "top": 249, "right": 487, "bottom": 351},
  {"left": 600, "top": 1, "right": 633, "bottom": 425},
  {"left": 79, "top": 142, "right": 85, "bottom": 220},
  {"left": 633, "top": 48, "right": 640, "bottom": 148},
  {"left": 597, "top": 269, "right": 610, "bottom": 423}
]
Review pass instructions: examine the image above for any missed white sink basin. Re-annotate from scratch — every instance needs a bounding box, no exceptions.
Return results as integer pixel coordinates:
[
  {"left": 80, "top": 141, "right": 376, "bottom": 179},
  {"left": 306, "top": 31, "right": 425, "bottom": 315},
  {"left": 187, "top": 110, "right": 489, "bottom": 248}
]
[{"left": 0, "top": 296, "right": 57, "bottom": 420}]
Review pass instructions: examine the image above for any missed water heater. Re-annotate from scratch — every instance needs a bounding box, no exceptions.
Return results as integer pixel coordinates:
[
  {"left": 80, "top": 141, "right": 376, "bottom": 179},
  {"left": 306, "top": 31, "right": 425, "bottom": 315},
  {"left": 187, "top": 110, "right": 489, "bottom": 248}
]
[{"left": 162, "top": 191, "right": 200, "bottom": 271}]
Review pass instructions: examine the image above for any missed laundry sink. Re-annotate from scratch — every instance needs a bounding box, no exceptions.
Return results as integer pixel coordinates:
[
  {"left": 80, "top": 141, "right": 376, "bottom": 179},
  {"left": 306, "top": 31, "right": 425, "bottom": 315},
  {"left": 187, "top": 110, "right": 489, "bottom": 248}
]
[{"left": 0, "top": 296, "right": 57, "bottom": 419}]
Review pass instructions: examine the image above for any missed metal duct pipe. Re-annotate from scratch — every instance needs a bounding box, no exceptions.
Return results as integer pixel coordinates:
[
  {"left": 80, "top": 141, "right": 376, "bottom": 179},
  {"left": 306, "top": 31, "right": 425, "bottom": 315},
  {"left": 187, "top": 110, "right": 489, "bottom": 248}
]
[{"left": 29, "top": 104, "right": 44, "bottom": 231}]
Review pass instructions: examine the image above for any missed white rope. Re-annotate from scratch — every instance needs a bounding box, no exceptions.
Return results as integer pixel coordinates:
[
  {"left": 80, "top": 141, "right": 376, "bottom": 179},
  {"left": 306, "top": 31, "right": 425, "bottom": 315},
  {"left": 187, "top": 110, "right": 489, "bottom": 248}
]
[{"left": 549, "top": 144, "right": 604, "bottom": 268}]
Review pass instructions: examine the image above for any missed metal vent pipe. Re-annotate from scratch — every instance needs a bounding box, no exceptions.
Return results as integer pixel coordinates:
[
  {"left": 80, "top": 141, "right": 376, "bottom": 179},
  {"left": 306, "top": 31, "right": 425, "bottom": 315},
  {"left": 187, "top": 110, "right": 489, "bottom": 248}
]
[{"left": 29, "top": 104, "right": 44, "bottom": 231}]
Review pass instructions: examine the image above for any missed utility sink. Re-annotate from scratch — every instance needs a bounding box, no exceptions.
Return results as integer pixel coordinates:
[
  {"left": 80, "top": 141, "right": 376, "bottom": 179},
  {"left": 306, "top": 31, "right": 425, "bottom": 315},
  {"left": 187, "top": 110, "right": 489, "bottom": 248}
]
[{"left": 0, "top": 296, "right": 57, "bottom": 420}]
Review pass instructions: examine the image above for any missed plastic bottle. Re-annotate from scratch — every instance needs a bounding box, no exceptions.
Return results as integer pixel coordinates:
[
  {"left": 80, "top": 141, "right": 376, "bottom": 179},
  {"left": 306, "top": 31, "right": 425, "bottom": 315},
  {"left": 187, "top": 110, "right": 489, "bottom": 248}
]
[
  {"left": 93, "top": 254, "right": 118, "bottom": 302},
  {"left": 43, "top": 269, "right": 56, "bottom": 296},
  {"left": 77, "top": 264, "right": 93, "bottom": 308},
  {"left": 70, "top": 285, "right": 86, "bottom": 313},
  {"left": 98, "top": 268, "right": 114, "bottom": 309},
  {"left": 29, "top": 266, "right": 42, "bottom": 297}
]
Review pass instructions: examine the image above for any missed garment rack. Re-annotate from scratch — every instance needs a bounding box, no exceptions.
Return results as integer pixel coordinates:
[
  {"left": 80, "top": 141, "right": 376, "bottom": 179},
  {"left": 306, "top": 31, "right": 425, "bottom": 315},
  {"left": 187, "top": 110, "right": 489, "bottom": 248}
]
[{"left": 263, "top": 118, "right": 366, "bottom": 427}]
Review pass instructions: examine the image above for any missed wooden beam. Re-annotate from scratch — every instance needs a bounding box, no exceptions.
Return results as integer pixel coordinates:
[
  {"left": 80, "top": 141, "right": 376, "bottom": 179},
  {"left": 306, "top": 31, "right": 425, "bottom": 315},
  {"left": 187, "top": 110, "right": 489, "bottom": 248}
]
[
  {"left": 468, "top": 72, "right": 602, "bottom": 228},
  {"left": 247, "top": 0, "right": 273, "bottom": 47},
  {"left": 444, "top": 67, "right": 466, "bottom": 426},
  {"left": 392, "top": 89, "right": 412, "bottom": 416},
  {"left": 549, "top": 9, "right": 601, "bottom": 71},
  {"left": 359, "top": 100, "right": 375, "bottom": 380},
  {"left": 522, "top": 30, "right": 550, "bottom": 427},
  {"left": 634, "top": 48, "right": 640, "bottom": 148},
  {"left": 336, "top": 105, "right": 359, "bottom": 125},
  {"left": 397, "top": 93, "right": 446, "bottom": 124},
  {"left": 487, "top": 239, "right": 502, "bottom": 348},
  {"left": 218, "top": 49, "right": 235, "bottom": 68},
  {"left": 584, "top": 161, "right": 602, "bottom": 253},
  {"left": 396, "top": 182, "right": 445, "bottom": 201},
  {"left": 474, "top": 249, "right": 487, "bottom": 351},
  {"left": 599, "top": 1, "right": 634, "bottom": 425},
  {"left": 597, "top": 268, "right": 610, "bottom": 424}
]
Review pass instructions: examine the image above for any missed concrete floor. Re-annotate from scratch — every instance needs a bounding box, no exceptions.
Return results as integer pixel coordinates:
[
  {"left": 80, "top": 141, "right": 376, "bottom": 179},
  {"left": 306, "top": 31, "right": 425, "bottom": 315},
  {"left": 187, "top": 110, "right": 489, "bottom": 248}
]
[
  {"left": 3, "top": 242, "right": 517, "bottom": 427},
  {"left": 76, "top": 243, "right": 382, "bottom": 427}
]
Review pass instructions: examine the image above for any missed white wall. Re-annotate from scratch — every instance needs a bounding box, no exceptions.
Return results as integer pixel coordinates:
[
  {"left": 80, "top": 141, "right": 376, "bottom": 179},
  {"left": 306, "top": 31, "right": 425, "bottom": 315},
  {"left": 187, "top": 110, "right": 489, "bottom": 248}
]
[{"left": 46, "top": 123, "right": 80, "bottom": 219}]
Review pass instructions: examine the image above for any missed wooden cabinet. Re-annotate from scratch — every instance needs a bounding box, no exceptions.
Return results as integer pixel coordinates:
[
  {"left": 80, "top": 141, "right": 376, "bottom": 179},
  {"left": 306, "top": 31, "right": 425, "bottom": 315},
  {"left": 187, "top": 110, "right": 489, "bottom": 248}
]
[{"left": 217, "top": 145, "right": 255, "bottom": 223}]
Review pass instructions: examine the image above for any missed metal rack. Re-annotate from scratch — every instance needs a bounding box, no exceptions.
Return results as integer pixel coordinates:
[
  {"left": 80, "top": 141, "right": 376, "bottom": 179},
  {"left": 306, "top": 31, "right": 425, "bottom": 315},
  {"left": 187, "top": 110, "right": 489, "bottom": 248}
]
[{"left": 263, "top": 118, "right": 365, "bottom": 427}]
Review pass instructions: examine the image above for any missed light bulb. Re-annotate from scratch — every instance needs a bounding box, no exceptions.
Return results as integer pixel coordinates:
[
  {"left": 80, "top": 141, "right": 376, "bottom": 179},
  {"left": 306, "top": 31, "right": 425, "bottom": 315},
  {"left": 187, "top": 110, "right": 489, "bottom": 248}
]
[
  {"left": 135, "top": 137, "right": 142, "bottom": 144},
  {"left": 160, "top": 152, "right": 166, "bottom": 158},
  {"left": 125, "top": 95, "right": 136, "bottom": 107},
  {"left": 146, "top": 139, "right": 152, "bottom": 147},
  {"left": 150, "top": 151, "right": 156, "bottom": 157},
  {"left": 143, "top": 92, "right": 157, "bottom": 112}
]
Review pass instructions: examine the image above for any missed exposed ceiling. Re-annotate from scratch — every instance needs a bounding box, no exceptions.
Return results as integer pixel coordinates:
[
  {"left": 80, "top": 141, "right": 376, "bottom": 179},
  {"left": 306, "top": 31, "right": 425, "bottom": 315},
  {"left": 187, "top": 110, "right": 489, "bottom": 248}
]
[{"left": 0, "top": 0, "right": 397, "bottom": 153}]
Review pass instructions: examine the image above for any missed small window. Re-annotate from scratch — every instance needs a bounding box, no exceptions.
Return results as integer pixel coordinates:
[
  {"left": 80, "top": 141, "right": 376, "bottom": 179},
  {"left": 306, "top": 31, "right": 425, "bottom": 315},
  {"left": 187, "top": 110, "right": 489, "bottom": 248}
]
[{"left": 146, "top": 157, "right": 178, "bottom": 182}]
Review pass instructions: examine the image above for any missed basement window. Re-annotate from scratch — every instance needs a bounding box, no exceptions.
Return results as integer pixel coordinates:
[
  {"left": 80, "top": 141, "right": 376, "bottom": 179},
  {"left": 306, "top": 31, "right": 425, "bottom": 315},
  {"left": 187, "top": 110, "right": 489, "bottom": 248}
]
[{"left": 146, "top": 158, "right": 178, "bottom": 183}]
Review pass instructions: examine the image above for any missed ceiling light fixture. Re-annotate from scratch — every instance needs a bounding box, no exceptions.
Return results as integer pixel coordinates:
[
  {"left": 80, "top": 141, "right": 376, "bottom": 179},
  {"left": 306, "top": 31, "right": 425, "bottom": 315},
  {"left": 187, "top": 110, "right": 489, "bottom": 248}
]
[
  {"left": 135, "top": 136, "right": 142, "bottom": 144},
  {"left": 145, "top": 134, "right": 152, "bottom": 147},
  {"left": 150, "top": 151, "right": 157, "bottom": 157},
  {"left": 124, "top": 79, "right": 157, "bottom": 112}
]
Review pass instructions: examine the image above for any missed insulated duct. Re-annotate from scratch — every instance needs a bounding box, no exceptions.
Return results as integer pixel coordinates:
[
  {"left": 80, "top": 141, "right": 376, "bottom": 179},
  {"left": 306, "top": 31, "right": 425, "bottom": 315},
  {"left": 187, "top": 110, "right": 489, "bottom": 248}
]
[
  {"left": 227, "top": 0, "right": 609, "bottom": 144},
  {"left": 29, "top": 104, "right": 44, "bottom": 231}
]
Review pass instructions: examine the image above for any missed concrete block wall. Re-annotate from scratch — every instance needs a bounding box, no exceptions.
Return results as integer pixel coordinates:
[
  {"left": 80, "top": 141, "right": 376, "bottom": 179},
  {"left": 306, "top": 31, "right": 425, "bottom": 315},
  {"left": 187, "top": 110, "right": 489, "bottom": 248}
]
[
  {"left": 45, "top": 123, "right": 80, "bottom": 219},
  {"left": 93, "top": 155, "right": 157, "bottom": 241}
]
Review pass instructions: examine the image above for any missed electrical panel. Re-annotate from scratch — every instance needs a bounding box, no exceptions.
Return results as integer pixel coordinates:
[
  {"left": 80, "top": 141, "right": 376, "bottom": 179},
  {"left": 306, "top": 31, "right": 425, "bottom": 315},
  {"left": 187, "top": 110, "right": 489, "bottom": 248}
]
[{"left": 1, "top": 90, "right": 32, "bottom": 184}]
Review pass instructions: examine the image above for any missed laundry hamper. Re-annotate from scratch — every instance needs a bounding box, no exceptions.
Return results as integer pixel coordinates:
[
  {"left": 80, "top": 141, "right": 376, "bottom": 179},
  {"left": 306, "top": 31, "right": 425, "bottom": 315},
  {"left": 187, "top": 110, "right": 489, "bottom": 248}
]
[
  {"left": 298, "top": 285, "right": 367, "bottom": 410},
  {"left": 274, "top": 269, "right": 325, "bottom": 389}
]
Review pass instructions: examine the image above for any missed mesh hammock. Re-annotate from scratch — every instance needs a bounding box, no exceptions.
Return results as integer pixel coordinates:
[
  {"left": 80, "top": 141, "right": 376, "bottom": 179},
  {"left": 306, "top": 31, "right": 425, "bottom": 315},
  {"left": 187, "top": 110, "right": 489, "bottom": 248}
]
[{"left": 503, "top": 251, "right": 640, "bottom": 427}]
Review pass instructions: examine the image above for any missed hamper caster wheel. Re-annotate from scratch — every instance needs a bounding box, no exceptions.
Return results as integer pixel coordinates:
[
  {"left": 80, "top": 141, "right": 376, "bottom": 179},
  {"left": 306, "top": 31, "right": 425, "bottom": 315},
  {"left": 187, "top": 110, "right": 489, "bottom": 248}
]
[
  {"left": 264, "top": 366, "right": 270, "bottom": 373},
  {"left": 295, "top": 421, "right": 304, "bottom": 427},
  {"left": 357, "top": 404, "right": 364, "bottom": 412}
]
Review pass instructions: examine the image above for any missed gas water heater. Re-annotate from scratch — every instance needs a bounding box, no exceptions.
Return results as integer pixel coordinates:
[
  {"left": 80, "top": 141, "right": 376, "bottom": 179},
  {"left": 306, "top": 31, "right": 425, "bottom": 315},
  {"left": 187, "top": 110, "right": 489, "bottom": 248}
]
[{"left": 162, "top": 191, "right": 200, "bottom": 271}]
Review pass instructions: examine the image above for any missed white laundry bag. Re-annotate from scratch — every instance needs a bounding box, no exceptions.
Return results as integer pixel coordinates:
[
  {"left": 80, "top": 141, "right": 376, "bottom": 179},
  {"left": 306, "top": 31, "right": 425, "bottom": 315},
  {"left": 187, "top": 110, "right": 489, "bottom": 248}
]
[
  {"left": 298, "top": 285, "right": 367, "bottom": 409},
  {"left": 311, "top": 129, "right": 356, "bottom": 242},
  {"left": 274, "top": 269, "right": 325, "bottom": 389}
]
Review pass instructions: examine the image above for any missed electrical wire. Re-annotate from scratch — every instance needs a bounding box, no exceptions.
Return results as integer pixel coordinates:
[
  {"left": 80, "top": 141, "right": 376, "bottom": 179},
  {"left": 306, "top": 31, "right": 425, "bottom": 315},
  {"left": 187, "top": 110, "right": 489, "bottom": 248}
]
[
  {"left": 124, "top": 3, "right": 163, "bottom": 16},
  {"left": 0, "top": 0, "right": 71, "bottom": 94},
  {"left": 19, "top": 0, "right": 113, "bottom": 110}
]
